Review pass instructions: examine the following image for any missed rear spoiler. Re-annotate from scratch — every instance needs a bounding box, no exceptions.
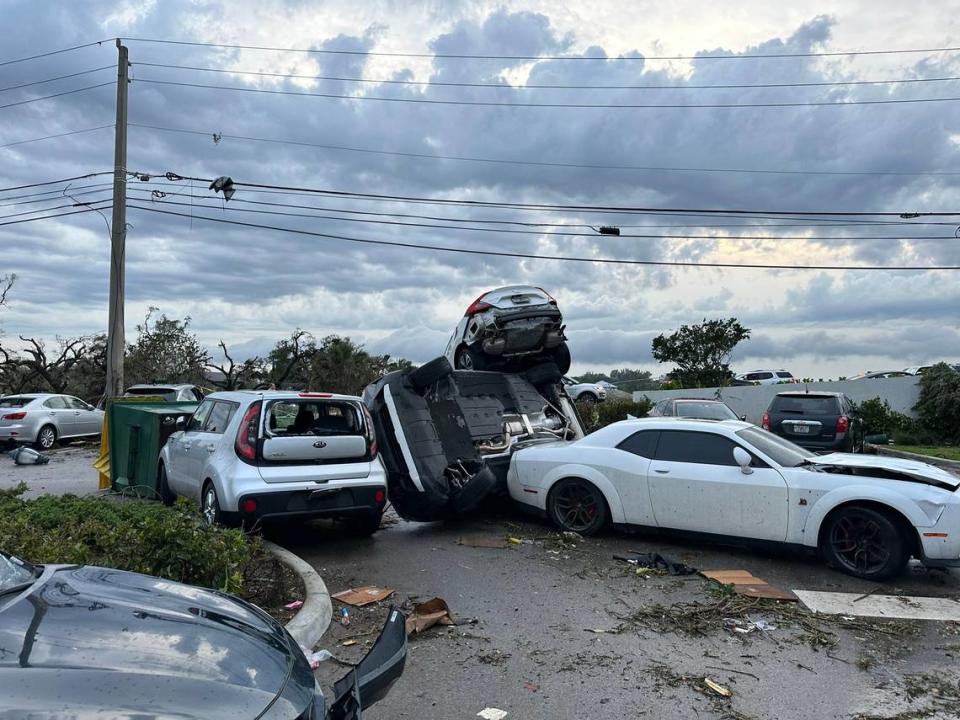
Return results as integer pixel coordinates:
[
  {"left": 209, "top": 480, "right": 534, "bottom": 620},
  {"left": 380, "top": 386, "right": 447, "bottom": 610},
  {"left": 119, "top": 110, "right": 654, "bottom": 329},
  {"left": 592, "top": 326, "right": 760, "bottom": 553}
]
[{"left": 327, "top": 608, "right": 407, "bottom": 720}]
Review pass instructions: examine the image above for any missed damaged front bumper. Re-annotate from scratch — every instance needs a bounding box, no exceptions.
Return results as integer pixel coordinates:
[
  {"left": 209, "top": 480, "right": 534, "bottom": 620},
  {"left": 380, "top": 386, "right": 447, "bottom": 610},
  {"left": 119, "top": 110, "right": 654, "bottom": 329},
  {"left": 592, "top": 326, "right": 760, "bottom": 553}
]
[{"left": 364, "top": 357, "right": 582, "bottom": 522}]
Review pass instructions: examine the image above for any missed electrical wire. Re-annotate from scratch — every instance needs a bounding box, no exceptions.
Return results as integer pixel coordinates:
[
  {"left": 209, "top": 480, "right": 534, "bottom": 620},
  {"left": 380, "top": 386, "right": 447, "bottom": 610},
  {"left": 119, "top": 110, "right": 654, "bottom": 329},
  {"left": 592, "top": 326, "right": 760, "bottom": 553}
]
[
  {"left": 142, "top": 171, "right": 960, "bottom": 217},
  {"left": 0, "top": 199, "right": 112, "bottom": 222},
  {"left": 0, "top": 82, "right": 114, "bottom": 111},
  {"left": 136, "top": 194, "right": 958, "bottom": 241},
  {"left": 130, "top": 183, "right": 952, "bottom": 228},
  {"left": 0, "top": 66, "right": 114, "bottom": 93},
  {"left": 0, "top": 40, "right": 112, "bottom": 68},
  {"left": 0, "top": 182, "right": 113, "bottom": 203},
  {"left": 0, "top": 187, "right": 112, "bottom": 208},
  {"left": 127, "top": 122, "right": 960, "bottom": 178},
  {"left": 0, "top": 204, "right": 112, "bottom": 227},
  {"left": 0, "top": 172, "right": 112, "bottom": 193},
  {"left": 0, "top": 125, "right": 114, "bottom": 149},
  {"left": 134, "top": 77, "right": 960, "bottom": 108},
  {"left": 127, "top": 203, "right": 960, "bottom": 271},
  {"left": 132, "top": 60, "right": 960, "bottom": 91},
  {"left": 121, "top": 37, "right": 960, "bottom": 61}
]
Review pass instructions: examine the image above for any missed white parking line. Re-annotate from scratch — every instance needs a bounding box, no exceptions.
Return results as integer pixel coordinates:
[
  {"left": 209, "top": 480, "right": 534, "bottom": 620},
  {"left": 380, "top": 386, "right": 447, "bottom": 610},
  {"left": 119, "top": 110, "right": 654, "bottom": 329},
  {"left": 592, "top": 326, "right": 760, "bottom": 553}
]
[{"left": 794, "top": 589, "right": 960, "bottom": 621}]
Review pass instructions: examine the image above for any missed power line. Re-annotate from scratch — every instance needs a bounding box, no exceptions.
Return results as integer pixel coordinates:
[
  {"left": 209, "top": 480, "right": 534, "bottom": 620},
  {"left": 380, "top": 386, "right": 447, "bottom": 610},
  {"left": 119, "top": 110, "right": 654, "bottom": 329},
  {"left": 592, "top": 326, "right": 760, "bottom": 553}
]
[
  {"left": 0, "top": 172, "right": 112, "bottom": 193},
  {"left": 128, "top": 203, "right": 960, "bottom": 271},
  {"left": 0, "top": 182, "right": 113, "bottom": 203},
  {"left": 121, "top": 37, "right": 960, "bottom": 61},
  {"left": 0, "top": 82, "right": 114, "bottom": 111},
  {"left": 0, "top": 199, "right": 112, "bottom": 222},
  {"left": 137, "top": 194, "right": 958, "bottom": 241},
  {"left": 145, "top": 171, "right": 960, "bottom": 217},
  {"left": 0, "top": 40, "right": 111, "bottom": 68},
  {"left": 0, "top": 66, "right": 114, "bottom": 93},
  {"left": 132, "top": 60, "right": 960, "bottom": 91},
  {"left": 0, "top": 187, "right": 112, "bottom": 208},
  {"left": 128, "top": 122, "right": 960, "bottom": 177},
  {"left": 0, "top": 125, "right": 114, "bottom": 149},
  {"left": 134, "top": 77, "right": 960, "bottom": 108},
  {"left": 0, "top": 204, "right": 112, "bottom": 227},
  {"left": 131, "top": 183, "right": 950, "bottom": 228}
]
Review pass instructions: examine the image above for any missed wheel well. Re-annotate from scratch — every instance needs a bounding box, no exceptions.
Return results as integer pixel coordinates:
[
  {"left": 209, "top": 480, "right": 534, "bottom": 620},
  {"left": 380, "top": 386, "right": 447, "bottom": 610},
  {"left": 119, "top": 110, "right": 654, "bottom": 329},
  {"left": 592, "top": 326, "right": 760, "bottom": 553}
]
[
  {"left": 817, "top": 500, "right": 921, "bottom": 557},
  {"left": 547, "top": 476, "right": 612, "bottom": 523},
  {"left": 579, "top": 391, "right": 597, "bottom": 400}
]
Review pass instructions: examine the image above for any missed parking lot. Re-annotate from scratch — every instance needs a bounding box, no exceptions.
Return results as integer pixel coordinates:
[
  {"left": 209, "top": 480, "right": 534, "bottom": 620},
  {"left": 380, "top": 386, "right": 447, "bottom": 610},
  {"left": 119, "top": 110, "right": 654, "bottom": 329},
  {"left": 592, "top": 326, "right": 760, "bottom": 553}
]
[{"left": 275, "top": 506, "right": 960, "bottom": 720}]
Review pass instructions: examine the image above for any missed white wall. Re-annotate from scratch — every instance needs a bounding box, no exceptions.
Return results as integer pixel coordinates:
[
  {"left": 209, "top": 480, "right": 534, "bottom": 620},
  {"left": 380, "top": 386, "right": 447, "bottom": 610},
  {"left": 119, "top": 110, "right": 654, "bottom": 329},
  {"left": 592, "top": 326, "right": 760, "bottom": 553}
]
[{"left": 634, "top": 376, "right": 921, "bottom": 425}]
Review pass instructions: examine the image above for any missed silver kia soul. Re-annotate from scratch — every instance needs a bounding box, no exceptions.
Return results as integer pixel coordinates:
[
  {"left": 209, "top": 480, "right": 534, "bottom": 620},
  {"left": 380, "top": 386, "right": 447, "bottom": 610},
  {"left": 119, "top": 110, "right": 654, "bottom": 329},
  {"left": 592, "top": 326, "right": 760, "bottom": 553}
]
[{"left": 158, "top": 390, "right": 387, "bottom": 533}]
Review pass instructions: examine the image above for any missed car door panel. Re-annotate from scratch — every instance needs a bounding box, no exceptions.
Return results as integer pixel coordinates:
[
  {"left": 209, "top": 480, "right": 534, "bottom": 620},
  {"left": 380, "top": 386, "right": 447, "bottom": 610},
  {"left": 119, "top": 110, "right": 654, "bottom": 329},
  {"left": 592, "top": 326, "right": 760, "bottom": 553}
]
[
  {"left": 169, "top": 400, "right": 214, "bottom": 495},
  {"left": 42, "top": 396, "right": 74, "bottom": 438},
  {"left": 647, "top": 430, "right": 790, "bottom": 542}
]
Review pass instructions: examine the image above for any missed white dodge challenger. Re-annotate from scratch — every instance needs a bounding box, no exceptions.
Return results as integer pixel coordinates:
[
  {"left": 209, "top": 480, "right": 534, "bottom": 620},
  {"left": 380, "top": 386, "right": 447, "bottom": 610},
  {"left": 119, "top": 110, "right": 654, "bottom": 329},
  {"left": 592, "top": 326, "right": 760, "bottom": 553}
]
[{"left": 507, "top": 418, "right": 960, "bottom": 580}]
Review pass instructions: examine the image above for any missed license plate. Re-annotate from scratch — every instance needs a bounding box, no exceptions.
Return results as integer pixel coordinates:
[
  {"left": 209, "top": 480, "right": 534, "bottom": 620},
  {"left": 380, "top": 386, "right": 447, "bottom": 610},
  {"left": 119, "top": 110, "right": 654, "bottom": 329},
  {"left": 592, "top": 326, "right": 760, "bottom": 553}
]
[{"left": 792, "top": 425, "right": 811, "bottom": 434}]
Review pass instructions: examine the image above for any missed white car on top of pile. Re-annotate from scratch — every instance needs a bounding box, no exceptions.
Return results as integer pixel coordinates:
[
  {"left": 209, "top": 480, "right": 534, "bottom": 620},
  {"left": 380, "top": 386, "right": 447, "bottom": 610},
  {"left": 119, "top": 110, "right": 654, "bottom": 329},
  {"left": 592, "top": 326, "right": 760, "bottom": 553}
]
[{"left": 507, "top": 417, "right": 960, "bottom": 580}]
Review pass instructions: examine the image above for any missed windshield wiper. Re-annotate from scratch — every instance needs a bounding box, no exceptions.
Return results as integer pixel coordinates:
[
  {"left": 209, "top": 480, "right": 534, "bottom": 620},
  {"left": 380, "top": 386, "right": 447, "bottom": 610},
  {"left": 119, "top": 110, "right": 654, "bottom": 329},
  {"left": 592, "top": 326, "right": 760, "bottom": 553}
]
[{"left": 0, "top": 580, "right": 36, "bottom": 598}]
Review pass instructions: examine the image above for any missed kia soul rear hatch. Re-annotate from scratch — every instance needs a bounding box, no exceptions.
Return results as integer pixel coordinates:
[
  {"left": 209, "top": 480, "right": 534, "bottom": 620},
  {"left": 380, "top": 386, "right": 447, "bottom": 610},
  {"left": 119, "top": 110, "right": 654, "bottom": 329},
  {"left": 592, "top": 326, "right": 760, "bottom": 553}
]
[
  {"left": 257, "top": 396, "right": 373, "bottom": 482},
  {"left": 769, "top": 394, "right": 842, "bottom": 444}
]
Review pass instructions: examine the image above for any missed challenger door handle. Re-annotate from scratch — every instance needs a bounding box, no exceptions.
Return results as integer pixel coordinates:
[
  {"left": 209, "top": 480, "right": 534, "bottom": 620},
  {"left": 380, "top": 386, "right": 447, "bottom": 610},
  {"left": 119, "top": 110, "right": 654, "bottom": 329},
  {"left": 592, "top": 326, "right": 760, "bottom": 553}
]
[
  {"left": 654, "top": 469, "right": 670, "bottom": 474},
  {"left": 205, "top": 444, "right": 216, "bottom": 453},
  {"left": 182, "top": 443, "right": 192, "bottom": 451}
]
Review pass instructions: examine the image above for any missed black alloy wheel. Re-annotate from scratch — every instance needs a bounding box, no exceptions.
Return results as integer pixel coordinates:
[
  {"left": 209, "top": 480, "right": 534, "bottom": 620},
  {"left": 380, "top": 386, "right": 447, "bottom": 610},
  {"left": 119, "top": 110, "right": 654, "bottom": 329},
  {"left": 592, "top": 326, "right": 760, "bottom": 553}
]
[
  {"left": 823, "top": 506, "right": 908, "bottom": 580},
  {"left": 548, "top": 478, "right": 608, "bottom": 536}
]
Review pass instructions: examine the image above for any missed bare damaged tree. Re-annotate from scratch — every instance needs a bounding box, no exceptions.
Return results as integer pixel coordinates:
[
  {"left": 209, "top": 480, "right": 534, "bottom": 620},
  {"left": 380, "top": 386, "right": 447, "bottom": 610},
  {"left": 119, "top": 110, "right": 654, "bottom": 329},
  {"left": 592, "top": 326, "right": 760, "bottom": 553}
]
[
  {"left": 14, "top": 336, "right": 88, "bottom": 393},
  {"left": 267, "top": 330, "right": 316, "bottom": 389},
  {"left": 0, "top": 274, "right": 14, "bottom": 309},
  {"left": 206, "top": 340, "right": 267, "bottom": 390}
]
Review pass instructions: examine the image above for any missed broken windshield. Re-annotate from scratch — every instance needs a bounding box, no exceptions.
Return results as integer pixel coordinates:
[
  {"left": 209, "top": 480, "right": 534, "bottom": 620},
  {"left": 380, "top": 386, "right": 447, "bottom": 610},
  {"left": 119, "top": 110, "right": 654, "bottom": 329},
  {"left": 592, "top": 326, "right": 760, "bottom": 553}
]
[{"left": 737, "top": 426, "right": 815, "bottom": 467}]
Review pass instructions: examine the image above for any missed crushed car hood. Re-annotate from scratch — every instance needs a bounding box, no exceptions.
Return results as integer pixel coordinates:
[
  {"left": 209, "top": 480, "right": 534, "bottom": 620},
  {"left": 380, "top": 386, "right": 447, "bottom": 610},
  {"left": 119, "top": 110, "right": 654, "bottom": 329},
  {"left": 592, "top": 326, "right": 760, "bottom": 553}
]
[
  {"left": 812, "top": 453, "right": 960, "bottom": 489},
  {"left": 0, "top": 564, "right": 311, "bottom": 720}
]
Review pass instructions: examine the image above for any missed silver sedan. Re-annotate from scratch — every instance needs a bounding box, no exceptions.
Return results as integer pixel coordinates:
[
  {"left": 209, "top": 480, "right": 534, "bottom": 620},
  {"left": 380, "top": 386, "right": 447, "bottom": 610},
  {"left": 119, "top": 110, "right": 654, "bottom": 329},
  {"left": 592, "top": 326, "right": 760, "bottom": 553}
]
[{"left": 0, "top": 393, "right": 104, "bottom": 450}]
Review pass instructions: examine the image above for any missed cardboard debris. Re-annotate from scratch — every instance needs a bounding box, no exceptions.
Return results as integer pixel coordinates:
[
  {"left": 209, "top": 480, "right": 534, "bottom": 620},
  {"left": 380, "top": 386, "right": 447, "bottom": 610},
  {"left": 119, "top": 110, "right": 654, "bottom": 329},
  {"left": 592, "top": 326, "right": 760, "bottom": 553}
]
[
  {"left": 457, "top": 535, "right": 510, "bottom": 549},
  {"left": 332, "top": 586, "right": 396, "bottom": 607},
  {"left": 341, "top": 639, "right": 358, "bottom": 647},
  {"left": 704, "top": 678, "right": 732, "bottom": 697},
  {"left": 701, "top": 569, "right": 798, "bottom": 602},
  {"left": 477, "top": 709, "right": 508, "bottom": 720},
  {"left": 794, "top": 590, "right": 960, "bottom": 621},
  {"left": 406, "top": 597, "right": 456, "bottom": 636}
]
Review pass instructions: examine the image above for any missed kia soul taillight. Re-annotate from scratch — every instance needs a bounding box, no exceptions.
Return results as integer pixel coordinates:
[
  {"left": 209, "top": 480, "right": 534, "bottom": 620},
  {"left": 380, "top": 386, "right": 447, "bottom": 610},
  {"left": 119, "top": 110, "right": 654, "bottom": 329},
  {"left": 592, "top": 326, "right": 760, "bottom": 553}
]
[
  {"left": 235, "top": 401, "right": 262, "bottom": 461},
  {"left": 761, "top": 412, "right": 771, "bottom": 430}
]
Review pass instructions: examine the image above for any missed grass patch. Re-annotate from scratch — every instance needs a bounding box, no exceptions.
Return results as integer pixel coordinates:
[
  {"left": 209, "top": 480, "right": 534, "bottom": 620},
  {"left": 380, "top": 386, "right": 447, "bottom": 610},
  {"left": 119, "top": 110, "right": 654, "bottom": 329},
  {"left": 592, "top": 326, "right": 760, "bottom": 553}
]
[
  {"left": 0, "top": 485, "right": 302, "bottom": 619},
  {"left": 889, "top": 445, "right": 960, "bottom": 462}
]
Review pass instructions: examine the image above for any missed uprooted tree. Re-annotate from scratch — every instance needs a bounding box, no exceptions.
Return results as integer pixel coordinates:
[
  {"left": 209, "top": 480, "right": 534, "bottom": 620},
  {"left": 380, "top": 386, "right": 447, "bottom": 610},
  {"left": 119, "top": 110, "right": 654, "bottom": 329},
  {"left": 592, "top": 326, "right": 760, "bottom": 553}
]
[{"left": 651, "top": 318, "right": 751, "bottom": 388}]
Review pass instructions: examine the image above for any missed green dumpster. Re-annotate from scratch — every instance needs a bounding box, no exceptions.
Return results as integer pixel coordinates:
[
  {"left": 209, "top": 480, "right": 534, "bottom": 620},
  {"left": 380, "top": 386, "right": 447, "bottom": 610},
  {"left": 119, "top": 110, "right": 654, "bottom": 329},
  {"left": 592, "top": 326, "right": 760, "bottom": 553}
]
[{"left": 108, "top": 401, "right": 198, "bottom": 497}]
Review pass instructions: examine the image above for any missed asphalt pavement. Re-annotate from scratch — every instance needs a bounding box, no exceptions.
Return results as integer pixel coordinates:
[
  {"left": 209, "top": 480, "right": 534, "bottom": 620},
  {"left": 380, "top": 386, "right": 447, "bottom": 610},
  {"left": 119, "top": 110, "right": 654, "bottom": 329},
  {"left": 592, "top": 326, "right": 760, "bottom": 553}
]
[
  {"left": 274, "top": 507, "right": 960, "bottom": 720},
  {"left": 0, "top": 442, "right": 101, "bottom": 498}
]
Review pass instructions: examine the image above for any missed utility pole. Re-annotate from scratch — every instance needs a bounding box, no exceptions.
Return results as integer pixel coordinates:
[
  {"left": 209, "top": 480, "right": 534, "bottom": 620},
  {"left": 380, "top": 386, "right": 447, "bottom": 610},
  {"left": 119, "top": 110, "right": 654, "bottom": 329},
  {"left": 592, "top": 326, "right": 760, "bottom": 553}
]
[{"left": 105, "top": 40, "right": 129, "bottom": 398}]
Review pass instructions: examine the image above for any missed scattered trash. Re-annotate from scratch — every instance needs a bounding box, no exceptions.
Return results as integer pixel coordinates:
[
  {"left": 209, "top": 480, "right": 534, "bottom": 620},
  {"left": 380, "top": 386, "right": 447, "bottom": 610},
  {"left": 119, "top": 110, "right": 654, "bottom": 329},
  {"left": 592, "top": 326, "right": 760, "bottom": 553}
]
[
  {"left": 457, "top": 535, "right": 510, "bottom": 549},
  {"left": 561, "top": 531, "right": 582, "bottom": 541},
  {"left": 7, "top": 447, "right": 49, "bottom": 465},
  {"left": 584, "top": 627, "right": 618, "bottom": 634},
  {"left": 477, "top": 709, "right": 508, "bottom": 720},
  {"left": 341, "top": 639, "right": 358, "bottom": 647},
  {"left": 299, "top": 646, "right": 333, "bottom": 669},
  {"left": 284, "top": 600, "right": 304, "bottom": 610},
  {"left": 523, "top": 681, "right": 539, "bottom": 692},
  {"left": 723, "top": 617, "right": 777, "bottom": 634},
  {"left": 339, "top": 607, "right": 351, "bottom": 626},
  {"left": 332, "top": 586, "right": 396, "bottom": 607},
  {"left": 406, "top": 597, "right": 456, "bottom": 636},
  {"left": 701, "top": 569, "right": 798, "bottom": 601},
  {"left": 703, "top": 678, "right": 732, "bottom": 698},
  {"left": 507, "top": 537, "right": 523, "bottom": 545},
  {"left": 615, "top": 551, "right": 697, "bottom": 576}
]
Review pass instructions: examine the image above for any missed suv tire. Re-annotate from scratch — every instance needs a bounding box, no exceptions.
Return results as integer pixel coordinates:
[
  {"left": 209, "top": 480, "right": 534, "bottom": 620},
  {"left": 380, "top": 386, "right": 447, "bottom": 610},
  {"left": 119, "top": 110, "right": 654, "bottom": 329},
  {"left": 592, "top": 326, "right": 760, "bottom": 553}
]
[
  {"left": 450, "top": 466, "right": 499, "bottom": 515},
  {"left": 454, "top": 345, "right": 488, "bottom": 371},
  {"left": 158, "top": 463, "right": 175, "bottom": 506},
  {"left": 408, "top": 356, "right": 453, "bottom": 392},
  {"left": 551, "top": 341, "right": 571, "bottom": 375},
  {"left": 524, "top": 361, "right": 562, "bottom": 387}
]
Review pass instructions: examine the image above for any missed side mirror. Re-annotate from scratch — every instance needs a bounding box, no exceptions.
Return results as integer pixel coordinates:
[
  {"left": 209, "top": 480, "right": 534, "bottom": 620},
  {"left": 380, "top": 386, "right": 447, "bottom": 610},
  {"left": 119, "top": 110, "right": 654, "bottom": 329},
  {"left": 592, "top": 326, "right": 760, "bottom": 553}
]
[
  {"left": 740, "top": 414, "right": 747, "bottom": 422},
  {"left": 733, "top": 447, "right": 753, "bottom": 475},
  {"left": 175, "top": 416, "right": 186, "bottom": 428}
]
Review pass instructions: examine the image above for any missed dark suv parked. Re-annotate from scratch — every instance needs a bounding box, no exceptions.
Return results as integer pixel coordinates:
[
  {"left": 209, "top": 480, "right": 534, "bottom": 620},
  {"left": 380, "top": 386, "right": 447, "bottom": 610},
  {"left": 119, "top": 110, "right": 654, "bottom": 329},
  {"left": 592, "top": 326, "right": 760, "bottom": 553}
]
[{"left": 762, "top": 391, "right": 864, "bottom": 453}]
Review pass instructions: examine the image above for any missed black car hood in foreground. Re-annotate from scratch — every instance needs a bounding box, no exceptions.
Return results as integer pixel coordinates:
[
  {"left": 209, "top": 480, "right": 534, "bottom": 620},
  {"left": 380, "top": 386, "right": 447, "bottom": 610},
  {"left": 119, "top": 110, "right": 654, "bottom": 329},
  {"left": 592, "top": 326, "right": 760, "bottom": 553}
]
[{"left": 0, "top": 563, "right": 315, "bottom": 720}]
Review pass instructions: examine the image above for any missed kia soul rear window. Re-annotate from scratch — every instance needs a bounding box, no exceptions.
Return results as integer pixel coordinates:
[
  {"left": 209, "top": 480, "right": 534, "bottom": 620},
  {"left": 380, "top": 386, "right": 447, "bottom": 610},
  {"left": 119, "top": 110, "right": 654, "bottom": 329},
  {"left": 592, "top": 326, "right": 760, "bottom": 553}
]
[{"left": 266, "top": 400, "right": 363, "bottom": 436}]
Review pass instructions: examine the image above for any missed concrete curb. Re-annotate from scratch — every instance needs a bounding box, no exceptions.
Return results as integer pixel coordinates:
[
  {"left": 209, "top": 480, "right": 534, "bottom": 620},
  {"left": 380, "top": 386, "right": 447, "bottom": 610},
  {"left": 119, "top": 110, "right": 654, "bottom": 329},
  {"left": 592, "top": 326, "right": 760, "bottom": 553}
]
[
  {"left": 868, "top": 444, "right": 960, "bottom": 470},
  {"left": 263, "top": 540, "right": 332, "bottom": 649}
]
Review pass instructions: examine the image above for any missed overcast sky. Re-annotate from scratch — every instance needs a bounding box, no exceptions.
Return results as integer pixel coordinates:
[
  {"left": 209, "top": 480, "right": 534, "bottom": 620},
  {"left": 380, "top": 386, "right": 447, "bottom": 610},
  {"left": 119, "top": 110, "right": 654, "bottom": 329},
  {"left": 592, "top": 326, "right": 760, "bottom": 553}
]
[{"left": 1, "top": 0, "right": 959, "bottom": 380}]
